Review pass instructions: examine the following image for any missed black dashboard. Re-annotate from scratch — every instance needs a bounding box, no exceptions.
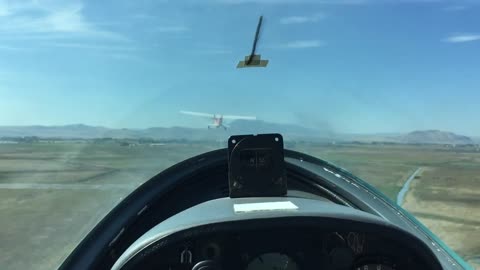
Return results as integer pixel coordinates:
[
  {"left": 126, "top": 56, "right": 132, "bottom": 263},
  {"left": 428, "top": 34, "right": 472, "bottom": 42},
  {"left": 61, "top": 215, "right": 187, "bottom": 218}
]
[
  {"left": 123, "top": 227, "right": 427, "bottom": 270},
  {"left": 113, "top": 198, "right": 441, "bottom": 270}
]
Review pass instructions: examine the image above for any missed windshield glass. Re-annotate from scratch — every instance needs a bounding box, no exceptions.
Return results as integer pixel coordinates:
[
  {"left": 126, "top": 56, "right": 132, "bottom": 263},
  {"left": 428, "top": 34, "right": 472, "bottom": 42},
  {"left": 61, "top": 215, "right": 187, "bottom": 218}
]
[{"left": 0, "top": 1, "right": 479, "bottom": 269}]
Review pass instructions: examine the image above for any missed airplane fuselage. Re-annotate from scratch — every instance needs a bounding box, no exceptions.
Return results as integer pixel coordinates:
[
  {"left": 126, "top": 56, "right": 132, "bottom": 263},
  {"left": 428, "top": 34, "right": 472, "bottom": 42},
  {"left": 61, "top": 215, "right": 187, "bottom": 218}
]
[{"left": 208, "top": 116, "right": 226, "bottom": 129}]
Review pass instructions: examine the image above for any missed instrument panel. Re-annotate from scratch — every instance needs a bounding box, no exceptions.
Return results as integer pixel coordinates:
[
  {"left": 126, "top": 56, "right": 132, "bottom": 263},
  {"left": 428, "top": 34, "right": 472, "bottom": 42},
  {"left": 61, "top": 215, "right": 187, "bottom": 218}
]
[{"left": 124, "top": 228, "right": 428, "bottom": 270}]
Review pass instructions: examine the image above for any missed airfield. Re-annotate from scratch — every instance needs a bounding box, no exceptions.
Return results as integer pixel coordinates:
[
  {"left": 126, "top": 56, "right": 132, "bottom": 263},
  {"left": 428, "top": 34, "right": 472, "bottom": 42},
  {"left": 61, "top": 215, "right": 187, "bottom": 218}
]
[{"left": 0, "top": 141, "right": 479, "bottom": 269}]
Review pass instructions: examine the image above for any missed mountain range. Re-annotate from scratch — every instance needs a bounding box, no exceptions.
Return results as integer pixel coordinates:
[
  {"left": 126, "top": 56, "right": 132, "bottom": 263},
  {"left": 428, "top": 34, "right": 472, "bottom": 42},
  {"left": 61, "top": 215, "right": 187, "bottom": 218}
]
[
  {"left": 0, "top": 120, "right": 476, "bottom": 145},
  {"left": 400, "top": 130, "right": 475, "bottom": 145},
  {"left": 0, "top": 120, "right": 328, "bottom": 141}
]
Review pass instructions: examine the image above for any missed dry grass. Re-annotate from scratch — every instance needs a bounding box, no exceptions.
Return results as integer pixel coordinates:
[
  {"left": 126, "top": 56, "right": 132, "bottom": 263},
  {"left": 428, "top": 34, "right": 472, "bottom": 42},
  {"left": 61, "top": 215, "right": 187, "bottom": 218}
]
[{"left": 0, "top": 142, "right": 478, "bottom": 269}]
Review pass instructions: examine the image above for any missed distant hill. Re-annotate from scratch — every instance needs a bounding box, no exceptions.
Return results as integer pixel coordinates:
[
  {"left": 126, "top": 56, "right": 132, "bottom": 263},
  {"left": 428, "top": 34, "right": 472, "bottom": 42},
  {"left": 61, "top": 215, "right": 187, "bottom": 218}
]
[
  {"left": 0, "top": 124, "right": 475, "bottom": 145},
  {"left": 0, "top": 124, "right": 110, "bottom": 139},
  {"left": 401, "top": 130, "right": 474, "bottom": 145},
  {"left": 0, "top": 120, "right": 325, "bottom": 141}
]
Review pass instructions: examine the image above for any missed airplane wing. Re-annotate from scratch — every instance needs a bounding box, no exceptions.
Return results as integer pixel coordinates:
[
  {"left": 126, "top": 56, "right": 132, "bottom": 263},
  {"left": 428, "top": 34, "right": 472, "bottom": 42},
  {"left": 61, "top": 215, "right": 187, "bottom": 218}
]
[
  {"left": 180, "top": 111, "right": 214, "bottom": 118},
  {"left": 222, "top": 115, "right": 257, "bottom": 120}
]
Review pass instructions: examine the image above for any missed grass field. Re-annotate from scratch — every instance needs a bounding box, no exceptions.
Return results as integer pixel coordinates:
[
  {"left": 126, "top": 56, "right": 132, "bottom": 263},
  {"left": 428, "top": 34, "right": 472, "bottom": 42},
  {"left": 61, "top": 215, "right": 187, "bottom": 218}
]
[{"left": 0, "top": 142, "right": 478, "bottom": 269}]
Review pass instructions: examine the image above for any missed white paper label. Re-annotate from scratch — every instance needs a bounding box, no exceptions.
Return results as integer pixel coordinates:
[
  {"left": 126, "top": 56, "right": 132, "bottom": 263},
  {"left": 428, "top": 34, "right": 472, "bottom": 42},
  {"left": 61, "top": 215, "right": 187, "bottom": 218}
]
[{"left": 233, "top": 201, "right": 298, "bottom": 213}]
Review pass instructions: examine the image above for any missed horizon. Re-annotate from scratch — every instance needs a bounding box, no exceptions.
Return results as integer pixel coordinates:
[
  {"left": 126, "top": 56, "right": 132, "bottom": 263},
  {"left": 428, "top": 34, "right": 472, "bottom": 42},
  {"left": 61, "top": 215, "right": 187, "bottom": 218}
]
[
  {"left": 1, "top": 1, "right": 479, "bottom": 135},
  {"left": 0, "top": 121, "right": 478, "bottom": 138}
]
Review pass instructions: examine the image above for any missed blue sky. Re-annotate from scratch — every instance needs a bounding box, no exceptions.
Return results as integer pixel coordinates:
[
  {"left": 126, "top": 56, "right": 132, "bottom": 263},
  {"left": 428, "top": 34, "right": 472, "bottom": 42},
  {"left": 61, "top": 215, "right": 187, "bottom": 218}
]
[{"left": 0, "top": 0, "right": 479, "bottom": 135}]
